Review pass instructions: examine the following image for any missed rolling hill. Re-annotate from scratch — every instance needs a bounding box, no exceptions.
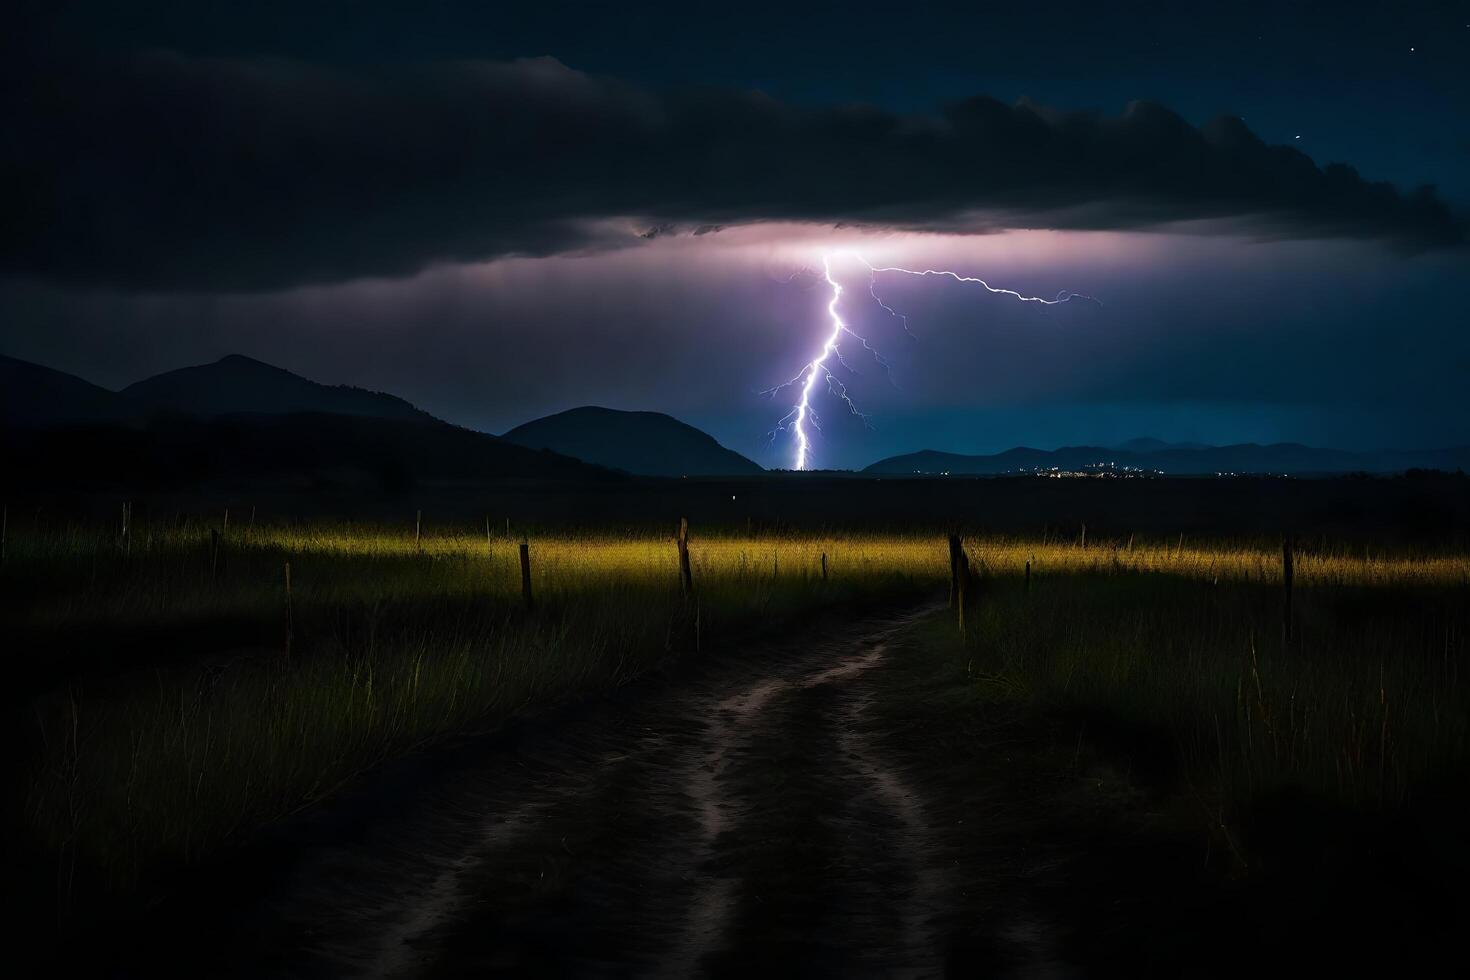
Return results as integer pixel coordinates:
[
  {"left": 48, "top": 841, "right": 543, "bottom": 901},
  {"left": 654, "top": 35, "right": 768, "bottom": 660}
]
[
  {"left": 1, "top": 354, "right": 132, "bottom": 426},
  {"left": 1, "top": 412, "right": 612, "bottom": 492},
  {"left": 119, "top": 354, "right": 435, "bottom": 422},
  {"left": 2, "top": 354, "right": 435, "bottom": 428},
  {"left": 0, "top": 354, "right": 612, "bottom": 489},
  {"left": 503, "top": 406, "right": 762, "bottom": 476}
]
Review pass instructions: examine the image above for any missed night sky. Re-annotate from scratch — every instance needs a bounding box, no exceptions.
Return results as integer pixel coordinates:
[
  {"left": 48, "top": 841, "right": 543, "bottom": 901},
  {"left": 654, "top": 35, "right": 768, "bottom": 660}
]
[{"left": 4, "top": 1, "right": 1467, "bottom": 469}]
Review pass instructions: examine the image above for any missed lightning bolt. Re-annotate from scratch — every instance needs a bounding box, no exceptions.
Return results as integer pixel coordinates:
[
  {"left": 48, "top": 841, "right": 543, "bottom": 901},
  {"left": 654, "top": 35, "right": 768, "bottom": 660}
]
[
  {"left": 765, "top": 250, "right": 1094, "bottom": 470},
  {"left": 763, "top": 255, "right": 868, "bottom": 471},
  {"left": 858, "top": 257, "right": 1098, "bottom": 307}
]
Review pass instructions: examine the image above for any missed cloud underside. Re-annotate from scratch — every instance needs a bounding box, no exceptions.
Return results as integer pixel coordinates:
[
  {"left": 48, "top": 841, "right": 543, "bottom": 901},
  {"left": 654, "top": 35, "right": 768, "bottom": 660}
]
[{"left": 2, "top": 55, "right": 1461, "bottom": 291}]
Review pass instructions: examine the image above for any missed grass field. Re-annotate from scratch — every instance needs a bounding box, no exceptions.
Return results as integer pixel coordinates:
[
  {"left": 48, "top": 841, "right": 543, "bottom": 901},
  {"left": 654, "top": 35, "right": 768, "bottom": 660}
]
[
  {"left": 948, "top": 568, "right": 1468, "bottom": 840},
  {"left": 9, "top": 518, "right": 1470, "bottom": 926}
]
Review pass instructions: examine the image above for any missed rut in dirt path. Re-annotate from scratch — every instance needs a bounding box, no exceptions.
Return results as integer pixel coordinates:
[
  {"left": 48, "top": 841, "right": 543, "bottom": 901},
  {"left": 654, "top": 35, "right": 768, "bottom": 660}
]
[
  {"left": 176, "top": 603, "right": 951, "bottom": 978},
  {"left": 665, "top": 624, "right": 949, "bottom": 978}
]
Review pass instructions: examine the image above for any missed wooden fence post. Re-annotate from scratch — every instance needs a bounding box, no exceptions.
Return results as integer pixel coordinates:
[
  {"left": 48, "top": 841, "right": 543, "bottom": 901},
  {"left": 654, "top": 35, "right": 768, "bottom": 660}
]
[
  {"left": 948, "top": 534, "right": 961, "bottom": 609},
  {"left": 821, "top": 552, "right": 828, "bottom": 581},
  {"left": 957, "top": 567, "right": 967, "bottom": 636},
  {"left": 415, "top": 510, "right": 422, "bottom": 549},
  {"left": 677, "top": 518, "right": 694, "bottom": 596},
  {"left": 1282, "top": 533, "right": 1295, "bottom": 642},
  {"left": 948, "top": 534, "right": 973, "bottom": 632},
  {"left": 283, "top": 561, "right": 293, "bottom": 658},
  {"left": 519, "top": 539, "right": 533, "bottom": 608},
  {"left": 960, "top": 544, "right": 972, "bottom": 632},
  {"left": 210, "top": 528, "right": 221, "bottom": 581},
  {"left": 1025, "top": 558, "right": 1031, "bottom": 595}
]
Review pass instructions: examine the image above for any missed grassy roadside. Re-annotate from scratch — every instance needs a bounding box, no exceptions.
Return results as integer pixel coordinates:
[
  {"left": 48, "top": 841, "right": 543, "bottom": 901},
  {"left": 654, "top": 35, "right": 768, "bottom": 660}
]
[
  {"left": 10, "top": 523, "right": 1469, "bottom": 952},
  {"left": 866, "top": 566, "right": 1470, "bottom": 970},
  {"left": 11, "top": 525, "right": 941, "bottom": 934}
]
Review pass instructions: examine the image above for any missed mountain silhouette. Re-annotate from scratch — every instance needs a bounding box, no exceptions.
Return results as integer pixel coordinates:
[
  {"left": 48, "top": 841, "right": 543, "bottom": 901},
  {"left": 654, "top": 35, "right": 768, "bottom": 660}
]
[
  {"left": 864, "top": 443, "right": 1470, "bottom": 476},
  {"left": 503, "top": 406, "right": 762, "bottom": 476},
  {"left": 2, "top": 412, "right": 612, "bottom": 493},
  {"left": 2, "top": 354, "right": 434, "bottom": 427},
  {"left": 1112, "top": 436, "right": 1211, "bottom": 453},
  {"left": 120, "top": 354, "right": 434, "bottom": 422},
  {"left": 0, "top": 354, "right": 612, "bottom": 490},
  {"left": 1, "top": 354, "right": 129, "bottom": 426}
]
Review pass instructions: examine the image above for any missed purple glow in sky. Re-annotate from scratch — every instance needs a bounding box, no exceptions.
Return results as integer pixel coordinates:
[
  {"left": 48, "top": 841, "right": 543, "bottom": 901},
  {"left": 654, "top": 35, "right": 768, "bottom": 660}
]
[
  {"left": 1, "top": 223, "right": 1465, "bottom": 469},
  {"left": 762, "top": 249, "right": 1095, "bottom": 469}
]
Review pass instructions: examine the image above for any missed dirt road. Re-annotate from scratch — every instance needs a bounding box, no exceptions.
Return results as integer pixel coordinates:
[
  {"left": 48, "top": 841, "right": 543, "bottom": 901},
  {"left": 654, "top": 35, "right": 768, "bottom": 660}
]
[
  {"left": 125, "top": 602, "right": 1101, "bottom": 977},
  {"left": 94, "top": 581, "right": 1470, "bottom": 979}
]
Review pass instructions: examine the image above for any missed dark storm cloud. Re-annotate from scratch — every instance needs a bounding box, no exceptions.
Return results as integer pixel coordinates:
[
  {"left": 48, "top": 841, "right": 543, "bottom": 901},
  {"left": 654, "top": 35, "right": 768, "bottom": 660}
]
[{"left": 2, "top": 54, "right": 1461, "bottom": 291}]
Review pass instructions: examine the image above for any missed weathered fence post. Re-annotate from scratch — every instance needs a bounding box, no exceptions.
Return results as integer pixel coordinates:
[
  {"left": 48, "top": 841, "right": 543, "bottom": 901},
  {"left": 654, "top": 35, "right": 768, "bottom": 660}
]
[
  {"left": 1079, "top": 524, "right": 1087, "bottom": 549},
  {"left": 415, "top": 510, "right": 422, "bottom": 549},
  {"left": 948, "top": 534, "right": 961, "bottom": 609},
  {"left": 677, "top": 517, "right": 694, "bottom": 596},
  {"left": 283, "top": 561, "right": 293, "bottom": 658},
  {"left": 1282, "top": 533, "right": 1295, "bottom": 642},
  {"left": 957, "top": 565, "right": 967, "bottom": 636},
  {"left": 821, "top": 552, "right": 828, "bottom": 581},
  {"left": 960, "top": 545, "right": 972, "bottom": 632},
  {"left": 1025, "top": 558, "right": 1031, "bottom": 595},
  {"left": 948, "top": 533, "right": 973, "bottom": 633},
  {"left": 519, "top": 539, "right": 533, "bottom": 608}
]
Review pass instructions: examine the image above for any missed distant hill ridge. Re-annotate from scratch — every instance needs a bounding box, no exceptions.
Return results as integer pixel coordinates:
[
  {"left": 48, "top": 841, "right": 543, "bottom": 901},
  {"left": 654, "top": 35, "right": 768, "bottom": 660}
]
[
  {"left": 2, "top": 353, "right": 435, "bottom": 425},
  {"left": 120, "top": 354, "right": 435, "bottom": 422},
  {"left": 1112, "top": 437, "right": 1211, "bottom": 453},
  {"left": 1, "top": 354, "right": 124, "bottom": 426},
  {"left": 1, "top": 354, "right": 761, "bottom": 482},
  {"left": 0, "top": 353, "right": 612, "bottom": 487},
  {"left": 8, "top": 353, "right": 1467, "bottom": 479},
  {"left": 502, "top": 406, "right": 762, "bottom": 476},
  {"left": 865, "top": 442, "right": 1470, "bottom": 476}
]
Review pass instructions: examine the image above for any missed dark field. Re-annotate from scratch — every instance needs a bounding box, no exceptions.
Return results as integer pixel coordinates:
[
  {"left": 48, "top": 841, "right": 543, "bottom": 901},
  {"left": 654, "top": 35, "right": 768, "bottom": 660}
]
[
  {"left": 6, "top": 475, "right": 1469, "bottom": 976},
  {"left": 13, "top": 471, "right": 1470, "bottom": 540}
]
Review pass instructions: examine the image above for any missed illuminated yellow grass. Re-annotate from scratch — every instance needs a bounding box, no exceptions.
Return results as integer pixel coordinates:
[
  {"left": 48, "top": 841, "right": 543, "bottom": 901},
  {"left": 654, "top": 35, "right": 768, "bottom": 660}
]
[
  {"left": 13, "top": 524, "right": 1467, "bottom": 638},
  {"left": 220, "top": 526, "right": 1470, "bottom": 586},
  {"left": 12, "top": 521, "right": 1468, "bottom": 913}
]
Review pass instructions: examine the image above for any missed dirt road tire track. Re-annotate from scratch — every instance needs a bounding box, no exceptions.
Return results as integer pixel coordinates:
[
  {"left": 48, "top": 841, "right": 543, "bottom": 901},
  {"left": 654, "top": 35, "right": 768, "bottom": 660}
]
[{"left": 125, "top": 601, "right": 1018, "bottom": 978}]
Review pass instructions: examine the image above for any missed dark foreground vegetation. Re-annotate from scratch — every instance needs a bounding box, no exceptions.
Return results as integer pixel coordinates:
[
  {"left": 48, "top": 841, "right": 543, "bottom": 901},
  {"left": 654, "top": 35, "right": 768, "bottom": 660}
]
[
  {"left": 871, "top": 591, "right": 1470, "bottom": 973},
  {"left": 5, "top": 475, "right": 1468, "bottom": 973}
]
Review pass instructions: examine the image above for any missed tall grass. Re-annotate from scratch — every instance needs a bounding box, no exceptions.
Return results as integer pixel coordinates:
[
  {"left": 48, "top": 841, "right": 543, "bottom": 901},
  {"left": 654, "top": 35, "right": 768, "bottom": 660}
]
[
  {"left": 14, "top": 522, "right": 938, "bottom": 912},
  {"left": 10, "top": 521, "right": 1469, "bottom": 915},
  {"left": 951, "top": 565, "right": 1469, "bottom": 851}
]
